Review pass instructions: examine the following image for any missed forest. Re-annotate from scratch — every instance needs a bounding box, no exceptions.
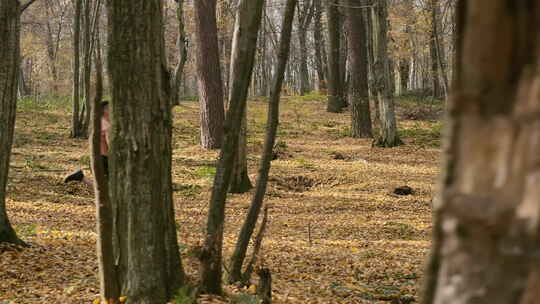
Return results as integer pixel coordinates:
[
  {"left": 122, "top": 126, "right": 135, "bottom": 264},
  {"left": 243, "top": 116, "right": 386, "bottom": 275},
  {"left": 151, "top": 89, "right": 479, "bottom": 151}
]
[{"left": 1, "top": 0, "right": 539, "bottom": 304}]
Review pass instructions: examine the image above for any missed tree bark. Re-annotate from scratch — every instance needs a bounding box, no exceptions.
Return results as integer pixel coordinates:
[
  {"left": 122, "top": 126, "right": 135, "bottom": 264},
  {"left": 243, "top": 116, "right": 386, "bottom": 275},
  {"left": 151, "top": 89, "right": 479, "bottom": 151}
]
[
  {"left": 71, "top": 0, "right": 83, "bottom": 138},
  {"left": 313, "top": 0, "right": 326, "bottom": 92},
  {"left": 171, "top": 0, "right": 188, "bottom": 106},
  {"left": 228, "top": 0, "right": 296, "bottom": 284},
  {"left": 424, "top": 2, "right": 540, "bottom": 303},
  {"left": 193, "top": 0, "right": 225, "bottom": 150},
  {"left": 325, "top": 0, "right": 345, "bottom": 113},
  {"left": 107, "top": 0, "right": 184, "bottom": 302},
  {"left": 297, "top": 0, "right": 314, "bottom": 96},
  {"left": 346, "top": 0, "right": 372, "bottom": 138},
  {"left": 371, "top": 0, "right": 401, "bottom": 147},
  {"left": 0, "top": 0, "right": 24, "bottom": 246},
  {"left": 200, "top": 0, "right": 265, "bottom": 294}
]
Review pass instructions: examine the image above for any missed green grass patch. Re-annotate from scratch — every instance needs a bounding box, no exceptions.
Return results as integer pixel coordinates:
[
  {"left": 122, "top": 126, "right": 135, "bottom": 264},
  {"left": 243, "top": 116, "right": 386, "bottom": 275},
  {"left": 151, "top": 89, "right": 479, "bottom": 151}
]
[
  {"left": 194, "top": 165, "right": 216, "bottom": 179},
  {"left": 399, "top": 121, "right": 442, "bottom": 147}
]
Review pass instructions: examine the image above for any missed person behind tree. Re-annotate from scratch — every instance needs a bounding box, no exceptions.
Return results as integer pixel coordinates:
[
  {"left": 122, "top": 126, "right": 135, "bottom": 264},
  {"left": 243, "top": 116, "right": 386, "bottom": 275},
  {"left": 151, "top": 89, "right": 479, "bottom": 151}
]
[{"left": 64, "top": 101, "right": 110, "bottom": 185}]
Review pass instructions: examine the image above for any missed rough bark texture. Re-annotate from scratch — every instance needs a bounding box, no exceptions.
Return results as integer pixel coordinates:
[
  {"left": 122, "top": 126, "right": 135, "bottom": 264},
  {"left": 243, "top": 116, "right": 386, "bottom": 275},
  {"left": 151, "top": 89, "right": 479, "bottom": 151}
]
[
  {"left": 193, "top": 0, "right": 225, "bottom": 150},
  {"left": 228, "top": 0, "right": 296, "bottom": 284},
  {"left": 107, "top": 0, "right": 184, "bottom": 302},
  {"left": 325, "top": 0, "right": 345, "bottom": 113},
  {"left": 229, "top": 116, "right": 253, "bottom": 194},
  {"left": 0, "top": 0, "right": 24, "bottom": 246},
  {"left": 200, "top": 0, "right": 265, "bottom": 294},
  {"left": 346, "top": 0, "right": 372, "bottom": 138},
  {"left": 425, "top": 1, "right": 540, "bottom": 303},
  {"left": 371, "top": 0, "right": 401, "bottom": 147}
]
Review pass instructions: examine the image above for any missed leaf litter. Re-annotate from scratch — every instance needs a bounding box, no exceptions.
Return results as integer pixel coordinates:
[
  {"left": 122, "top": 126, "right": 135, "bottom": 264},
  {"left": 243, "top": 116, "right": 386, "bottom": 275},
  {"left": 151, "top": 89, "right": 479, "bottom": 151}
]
[{"left": 2, "top": 98, "right": 439, "bottom": 303}]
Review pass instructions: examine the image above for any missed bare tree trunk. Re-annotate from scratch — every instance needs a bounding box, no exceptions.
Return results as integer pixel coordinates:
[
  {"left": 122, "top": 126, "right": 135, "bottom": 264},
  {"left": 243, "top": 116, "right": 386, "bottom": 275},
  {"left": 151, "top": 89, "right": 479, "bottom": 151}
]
[
  {"left": 171, "top": 0, "right": 188, "bottom": 106},
  {"left": 200, "top": 0, "right": 266, "bottom": 294},
  {"left": 0, "top": 0, "right": 24, "bottom": 246},
  {"left": 228, "top": 0, "right": 296, "bottom": 284},
  {"left": 297, "top": 0, "right": 314, "bottom": 96},
  {"left": 313, "top": 0, "right": 326, "bottom": 92},
  {"left": 71, "top": 0, "right": 83, "bottom": 138},
  {"left": 424, "top": 2, "right": 540, "bottom": 303},
  {"left": 346, "top": 0, "right": 372, "bottom": 138},
  {"left": 194, "top": 0, "right": 225, "bottom": 150},
  {"left": 325, "top": 0, "right": 345, "bottom": 112},
  {"left": 371, "top": 0, "right": 401, "bottom": 147},
  {"left": 107, "top": 0, "right": 184, "bottom": 302}
]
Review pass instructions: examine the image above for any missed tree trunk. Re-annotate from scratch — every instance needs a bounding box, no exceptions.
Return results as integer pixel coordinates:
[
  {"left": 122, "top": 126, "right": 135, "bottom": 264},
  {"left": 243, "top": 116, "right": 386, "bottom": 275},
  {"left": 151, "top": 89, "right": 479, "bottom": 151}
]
[
  {"left": 312, "top": 0, "right": 326, "bottom": 92},
  {"left": 371, "top": 0, "right": 401, "bottom": 147},
  {"left": 107, "top": 0, "right": 184, "bottom": 302},
  {"left": 193, "top": 0, "right": 225, "bottom": 150},
  {"left": 297, "top": 0, "right": 314, "bottom": 96},
  {"left": 171, "top": 0, "right": 188, "bottom": 106},
  {"left": 229, "top": 115, "right": 253, "bottom": 194},
  {"left": 228, "top": 0, "right": 296, "bottom": 284},
  {"left": 200, "top": 0, "right": 265, "bottom": 294},
  {"left": 346, "top": 0, "right": 372, "bottom": 139},
  {"left": 71, "top": 0, "right": 83, "bottom": 138},
  {"left": 424, "top": 2, "right": 540, "bottom": 304},
  {"left": 0, "top": 0, "right": 24, "bottom": 246},
  {"left": 325, "top": 0, "right": 345, "bottom": 113}
]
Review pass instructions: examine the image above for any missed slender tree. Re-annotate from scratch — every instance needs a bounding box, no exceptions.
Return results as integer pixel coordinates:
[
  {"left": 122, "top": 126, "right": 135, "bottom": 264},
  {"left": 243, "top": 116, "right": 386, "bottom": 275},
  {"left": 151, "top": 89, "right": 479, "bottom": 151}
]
[
  {"left": 346, "top": 0, "right": 372, "bottom": 138},
  {"left": 228, "top": 0, "right": 297, "bottom": 284},
  {"left": 371, "top": 0, "right": 401, "bottom": 147},
  {"left": 296, "top": 0, "right": 315, "bottom": 95},
  {"left": 325, "top": 0, "right": 345, "bottom": 113},
  {"left": 200, "top": 0, "right": 266, "bottom": 294},
  {"left": 171, "top": 0, "right": 188, "bottom": 106},
  {"left": 107, "top": 0, "right": 184, "bottom": 302},
  {"left": 312, "top": 0, "right": 326, "bottom": 92},
  {"left": 0, "top": 0, "right": 24, "bottom": 246},
  {"left": 193, "top": 0, "right": 225, "bottom": 149},
  {"left": 424, "top": 1, "right": 540, "bottom": 303}
]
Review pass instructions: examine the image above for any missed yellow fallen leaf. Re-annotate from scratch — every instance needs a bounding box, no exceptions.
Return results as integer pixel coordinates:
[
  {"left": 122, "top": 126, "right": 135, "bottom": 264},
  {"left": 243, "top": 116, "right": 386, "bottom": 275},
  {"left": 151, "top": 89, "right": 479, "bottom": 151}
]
[
  {"left": 92, "top": 298, "right": 101, "bottom": 304},
  {"left": 248, "top": 285, "right": 257, "bottom": 294},
  {"left": 119, "top": 296, "right": 127, "bottom": 303},
  {"left": 351, "top": 247, "right": 359, "bottom": 253}
]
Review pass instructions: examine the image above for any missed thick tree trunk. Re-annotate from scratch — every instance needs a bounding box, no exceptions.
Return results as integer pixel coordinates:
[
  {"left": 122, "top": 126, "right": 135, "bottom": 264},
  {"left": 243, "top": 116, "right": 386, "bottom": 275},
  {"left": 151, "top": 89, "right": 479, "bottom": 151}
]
[
  {"left": 200, "top": 0, "right": 265, "bottom": 294},
  {"left": 325, "top": 0, "right": 345, "bottom": 113},
  {"left": 193, "top": 0, "right": 225, "bottom": 150},
  {"left": 228, "top": 0, "right": 296, "bottom": 284},
  {"left": 371, "top": 0, "right": 401, "bottom": 147},
  {"left": 229, "top": 115, "right": 253, "bottom": 194},
  {"left": 424, "top": 2, "right": 540, "bottom": 303},
  {"left": 107, "top": 0, "right": 184, "bottom": 302},
  {"left": 346, "top": 0, "right": 372, "bottom": 138},
  {"left": 0, "top": 0, "right": 24, "bottom": 246}
]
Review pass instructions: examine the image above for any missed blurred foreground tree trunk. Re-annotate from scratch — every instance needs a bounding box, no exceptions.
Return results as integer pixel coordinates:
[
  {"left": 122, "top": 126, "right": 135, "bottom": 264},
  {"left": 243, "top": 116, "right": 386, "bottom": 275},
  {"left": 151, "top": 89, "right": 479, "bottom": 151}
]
[
  {"left": 0, "top": 0, "right": 24, "bottom": 246},
  {"left": 107, "top": 0, "right": 184, "bottom": 302},
  {"left": 424, "top": 1, "right": 540, "bottom": 303},
  {"left": 200, "top": 0, "right": 265, "bottom": 294}
]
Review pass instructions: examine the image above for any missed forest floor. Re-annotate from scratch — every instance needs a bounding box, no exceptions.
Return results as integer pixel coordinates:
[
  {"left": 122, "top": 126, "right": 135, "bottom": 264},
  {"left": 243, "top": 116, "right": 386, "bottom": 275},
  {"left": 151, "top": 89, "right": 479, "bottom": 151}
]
[{"left": 1, "top": 94, "right": 443, "bottom": 304}]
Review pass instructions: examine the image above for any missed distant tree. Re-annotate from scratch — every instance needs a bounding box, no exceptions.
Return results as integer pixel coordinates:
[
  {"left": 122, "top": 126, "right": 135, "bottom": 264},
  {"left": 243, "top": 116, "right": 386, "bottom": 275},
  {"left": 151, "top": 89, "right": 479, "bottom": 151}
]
[
  {"left": 296, "top": 0, "right": 315, "bottom": 96},
  {"left": 200, "top": 0, "right": 265, "bottom": 294},
  {"left": 107, "top": 0, "right": 184, "bottom": 301},
  {"left": 312, "top": 0, "right": 326, "bottom": 92},
  {"left": 371, "top": 0, "right": 401, "bottom": 147},
  {"left": 423, "top": 1, "right": 540, "bottom": 303},
  {"left": 0, "top": 0, "right": 24, "bottom": 246},
  {"left": 228, "top": 0, "right": 297, "bottom": 284},
  {"left": 346, "top": 0, "right": 372, "bottom": 138},
  {"left": 193, "top": 0, "right": 225, "bottom": 149},
  {"left": 171, "top": 0, "right": 188, "bottom": 106},
  {"left": 325, "top": 0, "right": 345, "bottom": 113},
  {"left": 70, "top": 0, "right": 83, "bottom": 137}
]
